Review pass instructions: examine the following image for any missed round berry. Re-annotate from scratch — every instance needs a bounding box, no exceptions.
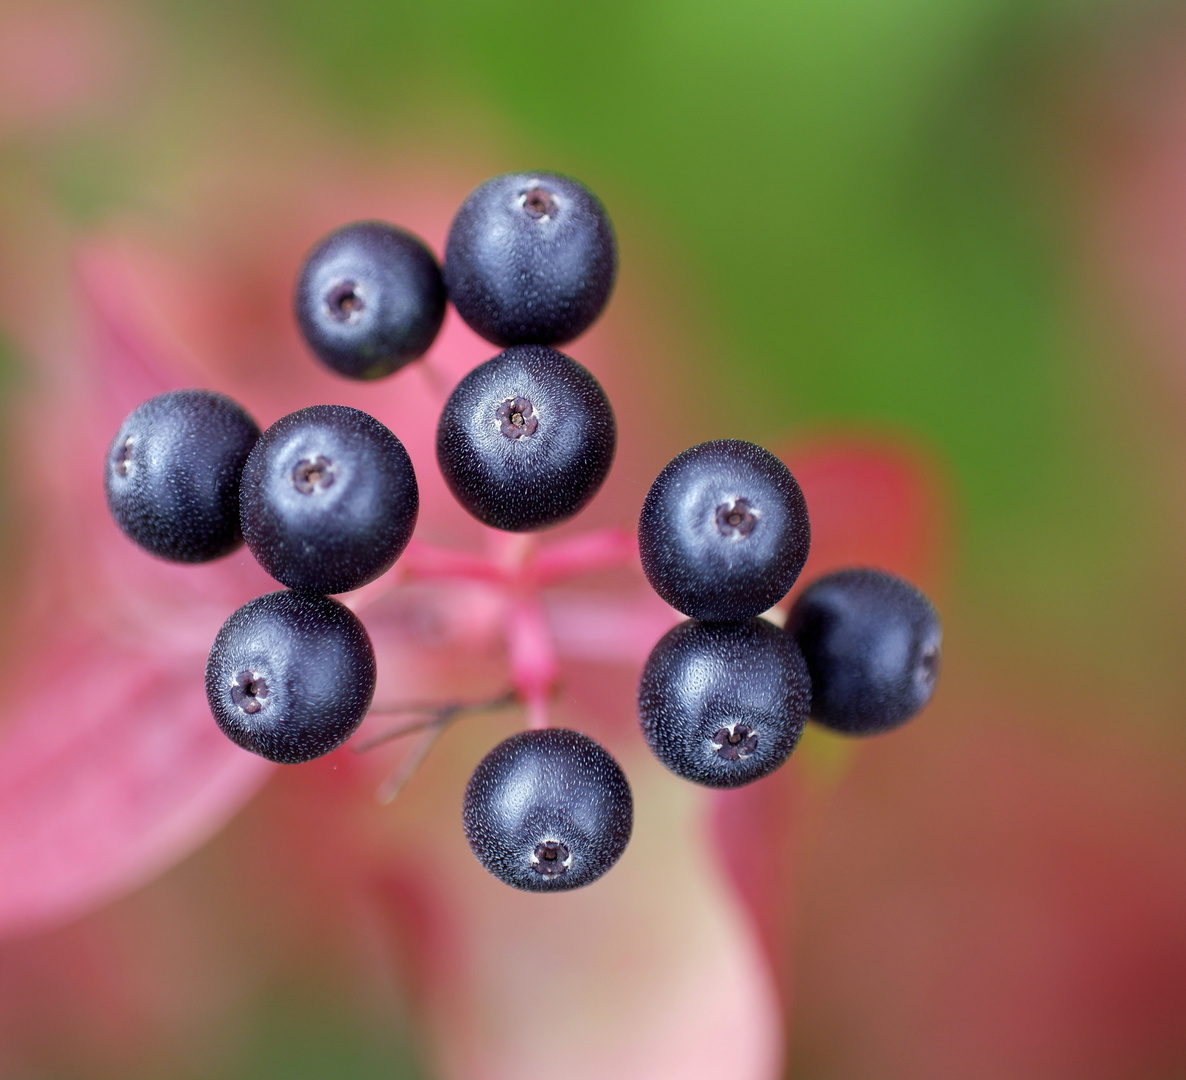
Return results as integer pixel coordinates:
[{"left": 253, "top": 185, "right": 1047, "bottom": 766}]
[
  {"left": 444, "top": 171, "right": 617, "bottom": 347},
  {"left": 638, "top": 440, "right": 810, "bottom": 621},
  {"left": 462, "top": 728, "right": 633, "bottom": 892},
  {"left": 436, "top": 345, "right": 615, "bottom": 531},
  {"left": 104, "top": 389, "right": 260, "bottom": 563},
  {"left": 206, "top": 590, "right": 376, "bottom": 764},
  {"left": 240, "top": 405, "right": 418, "bottom": 594},
  {"left": 295, "top": 221, "right": 446, "bottom": 380},
  {"left": 787, "top": 568, "right": 941, "bottom": 735},
  {"left": 638, "top": 618, "right": 810, "bottom": 788}
]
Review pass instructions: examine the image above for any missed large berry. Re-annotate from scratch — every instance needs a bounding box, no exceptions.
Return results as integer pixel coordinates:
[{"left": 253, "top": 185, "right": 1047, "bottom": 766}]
[
  {"left": 104, "top": 389, "right": 260, "bottom": 563},
  {"left": 638, "top": 439, "right": 810, "bottom": 621},
  {"left": 295, "top": 221, "right": 446, "bottom": 380},
  {"left": 444, "top": 171, "right": 617, "bottom": 347},
  {"left": 638, "top": 618, "right": 810, "bottom": 788},
  {"left": 240, "top": 405, "right": 418, "bottom": 594},
  {"left": 787, "top": 568, "right": 941, "bottom": 735},
  {"left": 463, "top": 728, "right": 633, "bottom": 891},
  {"left": 206, "top": 590, "right": 376, "bottom": 764},
  {"left": 436, "top": 345, "right": 615, "bottom": 531}
]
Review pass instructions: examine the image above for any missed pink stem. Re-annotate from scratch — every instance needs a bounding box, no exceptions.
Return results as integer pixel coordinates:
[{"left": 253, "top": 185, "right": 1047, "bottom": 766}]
[
  {"left": 507, "top": 592, "right": 558, "bottom": 730},
  {"left": 533, "top": 527, "right": 639, "bottom": 585},
  {"left": 400, "top": 539, "right": 507, "bottom": 585}
]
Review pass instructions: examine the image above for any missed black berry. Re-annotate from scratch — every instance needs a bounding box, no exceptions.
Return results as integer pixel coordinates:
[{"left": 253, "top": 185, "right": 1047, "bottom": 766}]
[
  {"left": 787, "top": 568, "right": 941, "bottom": 735},
  {"left": 104, "top": 389, "right": 260, "bottom": 563},
  {"left": 295, "top": 221, "right": 446, "bottom": 380},
  {"left": 436, "top": 345, "right": 616, "bottom": 531},
  {"left": 240, "top": 405, "right": 418, "bottom": 594},
  {"left": 444, "top": 172, "right": 617, "bottom": 347},
  {"left": 638, "top": 439, "right": 810, "bottom": 621},
  {"left": 206, "top": 590, "right": 376, "bottom": 764},
  {"left": 462, "top": 728, "right": 633, "bottom": 891},
  {"left": 638, "top": 618, "right": 810, "bottom": 788}
]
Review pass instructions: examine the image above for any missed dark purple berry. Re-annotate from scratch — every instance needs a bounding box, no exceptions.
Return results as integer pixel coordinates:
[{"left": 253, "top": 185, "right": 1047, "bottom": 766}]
[
  {"left": 436, "top": 345, "right": 615, "bottom": 531},
  {"left": 638, "top": 618, "right": 810, "bottom": 788},
  {"left": 240, "top": 405, "right": 418, "bottom": 594},
  {"left": 462, "top": 728, "right": 632, "bottom": 892},
  {"left": 206, "top": 590, "right": 376, "bottom": 764},
  {"left": 104, "top": 389, "right": 260, "bottom": 563},
  {"left": 443, "top": 171, "right": 617, "bottom": 347},
  {"left": 787, "top": 568, "right": 941, "bottom": 735},
  {"left": 638, "top": 440, "right": 810, "bottom": 621},
  {"left": 295, "top": 221, "right": 445, "bottom": 380}
]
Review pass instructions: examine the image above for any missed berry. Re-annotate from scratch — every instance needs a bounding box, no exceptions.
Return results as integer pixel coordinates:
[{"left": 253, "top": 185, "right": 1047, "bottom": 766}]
[
  {"left": 436, "top": 345, "right": 616, "bottom": 531},
  {"left": 104, "top": 389, "right": 260, "bottom": 563},
  {"left": 295, "top": 221, "right": 446, "bottom": 380},
  {"left": 638, "top": 617, "right": 810, "bottom": 788},
  {"left": 206, "top": 590, "right": 376, "bottom": 764},
  {"left": 444, "top": 171, "right": 617, "bottom": 347},
  {"left": 638, "top": 439, "right": 810, "bottom": 621},
  {"left": 787, "top": 568, "right": 941, "bottom": 735},
  {"left": 462, "top": 728, "right": 633, "bottom": 891},
  {"left": 240, "top": 405, "right": 418, "bottom": 594}
]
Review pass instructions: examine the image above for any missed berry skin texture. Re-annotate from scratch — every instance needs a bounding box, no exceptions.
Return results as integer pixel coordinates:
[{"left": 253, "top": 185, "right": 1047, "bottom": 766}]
[
  {"left": 638, "top": 439, "right": 811, "bottom": 621},
  {"left": 787, "top": 568, "right": 942, "bottom": 735},
  {"left": 436, "top": 345, "right": 616, "bottom": 532},
  {"left": 462, "top": 728, "right": 633, "bottom": 892},
  {"left": 206, "top": 590, "right": 376, "bottom": 764},
  {"left": 240, "top": 405, "right": 418, "bottom": 595},
  {"left": 295, "top": 221, "right": 446, "bottom": 380},
  {"left": 104, "top": 389, "right": 260, "bottom": 563},
  {"left": 443, "top": 171, "right": 617, "bottom": 347},
  {"left": 638, "top": 618, "right": 811, "bottom": 788}
]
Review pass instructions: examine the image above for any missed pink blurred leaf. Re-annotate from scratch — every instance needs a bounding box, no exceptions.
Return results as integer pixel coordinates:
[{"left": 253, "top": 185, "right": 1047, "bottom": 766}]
[
  {"left": 0, "top": 638, "right": 271, "bottom": 937},
  {"left": 709, "top": 433, "right": 950, "bottom": 1003}
]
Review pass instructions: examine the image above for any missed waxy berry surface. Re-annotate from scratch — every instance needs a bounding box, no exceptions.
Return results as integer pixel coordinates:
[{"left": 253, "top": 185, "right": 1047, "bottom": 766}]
[
  {"left": 638, "top": 439, "right": 811, "bottom": 621},
  {"left": 240, "top": 405, "right": 418, "bottom": 595},
  {"left": 444, "top": 171, "right": 617, "bottom": 347},
  {"left": 436, "top": 345, "right": 615, "bottom": 532},
  {"left": 462, "top": 728, "right": 633, "bottom": 891},
  {"left": 104, "top": 389, "right": 260, "bottom": 564},
  {"left": 295, "top": 221, "right": 445, "bottom": 380},
  {"left": 638, "top": 617, "right": 811, "bottom": 788},
  {"left": 788, "top": 568, "right": 941, "bottom": 735},
  {"left": 206, "top": 590, "right": 376, "bottom": 764}
]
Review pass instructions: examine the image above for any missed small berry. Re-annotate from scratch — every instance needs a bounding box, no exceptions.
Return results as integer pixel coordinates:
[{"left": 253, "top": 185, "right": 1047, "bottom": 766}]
[
  {"left": 104, "top": 389, "right": 260, "bottom": 563},
  {"left": 638, "top": 618, "right": 810, "bottom": 788},
  {"left": 240, "top": 405, "right": 418, "bottom": 594},
  {"left": 444, "top": 171, "right": 617, "bottom": 347},
  {"left": 787, "top": 568, "right": 941, "bottom": 735},
  {"left": 436, "top": 345, "right": 615, "bottom": 531},
  {"left": 638, "top": 439, "right": 810, "bottom": 621},
  {"left": 462, "top": 728, "right": 633, "bottom": 891},
  {"left": 206, "top": 590, "right": 376, "bottom": 763},
  {"left": 295, "top": 221, "right": 446, "bottom": 380}
]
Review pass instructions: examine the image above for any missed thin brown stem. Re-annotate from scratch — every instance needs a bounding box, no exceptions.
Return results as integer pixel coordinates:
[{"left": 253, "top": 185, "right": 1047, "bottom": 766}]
[{"left": 354, "top": 689, "right": 517, "bottom": 753}]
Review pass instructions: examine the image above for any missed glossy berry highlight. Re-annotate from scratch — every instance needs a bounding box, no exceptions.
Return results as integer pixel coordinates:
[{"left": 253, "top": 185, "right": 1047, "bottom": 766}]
[
  {"left": 436, "top": 345, "right": 616, "bottom": 531},
  {"left": 104, "top": 389, "right": 260, "bottom": 563},
  {"left": 788, "top": 568, "right": 941, "bottom": 735},
  {"left": 462, "top": 728, "right": 633, "bottom": 891},
  {"left": 444, "top": 171, "right": 617, "bottom": 347},
  {"left": 638, "top": 439, "right": 810, "bottom": 621},
  {"left": 240, "top": 405, "right": 418, "bottom": 594},
  {"left": 206, "top": 590, "right": 376, "bottom": 764},
  {"left": 295, "top": 221, "right": 446, "bottom": 380},
  {"left": 638, "top": 618, "right": 810, "bottom": 788}
]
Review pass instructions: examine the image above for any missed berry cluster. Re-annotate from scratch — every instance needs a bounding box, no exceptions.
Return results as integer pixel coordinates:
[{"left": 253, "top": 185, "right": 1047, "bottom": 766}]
[
  {"left": 634, "top": 441, "right": 942, "bottom": 790},
  {"left": 103, "top": 170, "right": 941, "bottom": 895}
]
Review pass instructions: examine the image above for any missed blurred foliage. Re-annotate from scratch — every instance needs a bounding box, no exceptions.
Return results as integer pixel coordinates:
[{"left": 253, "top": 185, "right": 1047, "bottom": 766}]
[{"left": 151, "top": 0, "right": 1176, "bottom": 708}]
